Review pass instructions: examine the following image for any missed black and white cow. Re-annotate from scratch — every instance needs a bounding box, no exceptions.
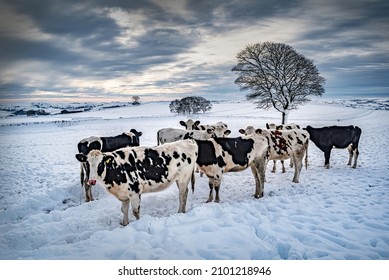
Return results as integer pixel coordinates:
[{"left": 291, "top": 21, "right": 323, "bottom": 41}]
[
  {"left": 305, "top": 125, "right": 362, "bottom": 168},
  {"left": 179, "top": 119, "right": 200, "bottom": 130},
  {"left": 180, "top": 119, "right": 230, "bottom": 134},
  {"left": 157, "top": 128, "right": 228, "bottom": 145},
  {"left": 75, "top": 139, "right": 198, "bottom": 225},
  {"left": 195, "top": 135, "right": 269, "bottom": 202},
  {"left": 77, "top": 129, "right": 143, "bottom": 202},
  {"left": 239, "top": 126, "right": 309, "bottom": 183},
  {"left": 265, "top": 123, "right": 301, "bottom": 173}
]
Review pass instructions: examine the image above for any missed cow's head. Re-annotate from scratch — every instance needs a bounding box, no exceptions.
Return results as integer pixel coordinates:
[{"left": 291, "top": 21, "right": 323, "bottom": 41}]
[
  {"left": 212, "top": 126, "right": 231, "bottom": 138},
  {"left": 76, "top": 150, "right": 109, "bottom": 185},
  {"left": 180, "top": 119, "right": 200, "bottom": 130},
  {"left": 129, "top": 129, "right": 143, "bottom": 139},
  {"left": 238, "top": 126, "right": 256, "bottom": 136},
  {"left": 266, "top": 123, "right": 276, "bottom": 129}
]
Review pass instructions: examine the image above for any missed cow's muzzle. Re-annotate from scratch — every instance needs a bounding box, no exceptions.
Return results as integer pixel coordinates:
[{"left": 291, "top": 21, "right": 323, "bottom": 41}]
[{"left": 88, "top": 180, "right": 97, "bottom": 186}]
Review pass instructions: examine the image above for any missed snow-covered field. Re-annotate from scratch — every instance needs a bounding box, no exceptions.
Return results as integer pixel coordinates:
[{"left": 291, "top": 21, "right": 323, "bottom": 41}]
[{"left": 0, "top": 99, "right": 388, "bottom": 260}]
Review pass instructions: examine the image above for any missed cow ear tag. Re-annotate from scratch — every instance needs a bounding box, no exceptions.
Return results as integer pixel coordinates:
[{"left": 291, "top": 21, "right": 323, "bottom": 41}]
[{"left": 105, "top": 157, "right": 112, "bottom": 164}]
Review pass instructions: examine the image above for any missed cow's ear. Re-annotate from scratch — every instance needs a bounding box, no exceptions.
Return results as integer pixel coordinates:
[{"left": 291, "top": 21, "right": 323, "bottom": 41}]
[
  {"left": 104, "top": 155, "right": 114, "bottom": 165},
  {"left": 224, "top": 130, "right": 231, "bottom": 136},
  {"left": 138, "top": 131, "right": 143, "bottom": 136},
  {"left": 255, "top": 128, "right": 263, "bottom": 134},
  {"left": 179, "top": 121, "right": 186, "bottom": 127},
  {"left": 206, "top": 128, "right": 213, "bottom": 134},
  {"left": 266, "top": 123, "right": 270, "bottom": 129},
  {"left": 238, "top": 129, "right": 245, "bottom": 134},
  {"left": 194, "top": 120, "right": 200, "bottom": 126},
  {"left": 76, "top": 154, "right": 87, "bottom": 162}
]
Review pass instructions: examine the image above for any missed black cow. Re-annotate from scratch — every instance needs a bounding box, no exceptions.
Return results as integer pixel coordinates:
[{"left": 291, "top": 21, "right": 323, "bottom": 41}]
[
  {"left": 195, "top": 136, "right": 269, "bottom": 202},
  {"left": 77, "top": 129, "right": 143, "bottom": 202},
  {"left": 305, "top": 125, "right": 362, "bottom": 168}
]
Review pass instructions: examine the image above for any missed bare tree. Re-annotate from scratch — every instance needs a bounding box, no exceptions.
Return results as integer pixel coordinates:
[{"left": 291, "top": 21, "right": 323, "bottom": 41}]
[{"left": 232, "top": 42, "right": 325, "bottom": 124}]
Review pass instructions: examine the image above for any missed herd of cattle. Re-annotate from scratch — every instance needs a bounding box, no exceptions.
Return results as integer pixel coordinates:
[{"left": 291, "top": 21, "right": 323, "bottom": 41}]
[{"left": 75, "top": 120, "right": 362, "bottom": 226}]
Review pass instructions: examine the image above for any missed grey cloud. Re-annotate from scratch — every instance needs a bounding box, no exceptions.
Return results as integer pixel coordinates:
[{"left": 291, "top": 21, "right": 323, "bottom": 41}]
[{"left": 0, "top": 0, "right": 388, "bottom": 102}]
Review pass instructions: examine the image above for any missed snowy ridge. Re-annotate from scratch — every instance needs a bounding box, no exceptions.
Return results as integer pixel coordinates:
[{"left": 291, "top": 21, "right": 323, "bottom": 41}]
[{"left": 0, "top": 100, "right": 388, "bottom": 259}]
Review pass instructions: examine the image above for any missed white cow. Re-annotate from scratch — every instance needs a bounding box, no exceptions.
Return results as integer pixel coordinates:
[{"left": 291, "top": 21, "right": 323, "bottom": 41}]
[{"left": 157, "top": 128, "right": 215, "bottom": 145}]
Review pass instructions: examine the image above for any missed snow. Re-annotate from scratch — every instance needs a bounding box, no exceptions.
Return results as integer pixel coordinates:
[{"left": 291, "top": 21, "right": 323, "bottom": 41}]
[{"left": 0, "top": 99, "right": 388, "bottom": 260}]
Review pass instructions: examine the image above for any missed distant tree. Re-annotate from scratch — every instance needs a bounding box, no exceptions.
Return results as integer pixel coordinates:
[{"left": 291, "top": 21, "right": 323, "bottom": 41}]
[
  {"left": 169, "top": 96, "right": 212, "bottom": 115},
  {"left": 132, "top": 95, "right": 141, "bottom": 105},
  {"left": 169, "top": 99, "right": 182, "bottom": 114},
  {"left": 232, "top": 42, "right": 325, "bottom": 124}
]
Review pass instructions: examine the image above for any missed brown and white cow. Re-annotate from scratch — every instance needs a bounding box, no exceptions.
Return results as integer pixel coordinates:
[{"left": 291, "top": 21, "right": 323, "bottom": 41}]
[
  {"left": 195, "top": 135, "right": 269, "bottom": 202},
  {"left": 265, "top": 123, "right": 301, "bottom": 173},
  {"left": 75, "top": 139, "right": 198, "bottom": 226},
  {"left": 77, "top": 129, "right": 143, "bottom": 202},
  {"left": 266, "top": 123, "right": 300, "bottom": 130},
  {"left": 239, "top": 126, "right": 309, "bottom": 183}
]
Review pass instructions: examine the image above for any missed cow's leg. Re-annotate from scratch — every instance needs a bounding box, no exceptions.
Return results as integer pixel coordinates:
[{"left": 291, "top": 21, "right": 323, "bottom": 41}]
[
  {"left": 206, "top": 178, "right": 214, "bottom": 203},
  {"left": 84, "top": 184, "right": 93, "bottom": 202},
  {"left": 207, "top": 177, "right": 222, "bottom": 203},
  {"left": 252, "top": 160, "right": 266, "bottom": 198},
  {"left": 176, "top": 176, "right": 190, "bottom": 213},
  {"left": 347, "top": 144, "right": 353, "bottom": 166},
  {"left": 130, "top": 194, "right": 141, "bottom": 221},
  {"left": 352, "top": 147, "right": 359, "bottom": 168},
  {"left": 207, "top": 178, "right": 215, "bottom": 203},
  {"left": 324, "top": 148, "right": 331, "bottom": 169},
  {"left": 80, "top": 163, "right": 85, "bottom": 187},
  {"left": 347, "top": 144, "right": 359, "bottom": 168},
  {"left": 292, "top": 152, "right": 303, "bottom": 183},
  {"left": 271, "top": 160, "right": 276, "bottom": 173},
  {"left": 281, "top": 160, "right": 286, "bottom": 173},
  {"left": 81, "top": 162, "right": 94, "bottom": 202},
  {"left": 120, "top": 199, "right": 130, "bottom": 226},
  {"left": 214, "top": 179, "right": 221, "bottom": 203}
]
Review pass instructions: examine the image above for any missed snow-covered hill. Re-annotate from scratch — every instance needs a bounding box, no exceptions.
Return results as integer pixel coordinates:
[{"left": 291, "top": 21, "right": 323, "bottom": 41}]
[{"left": 0, "top": 99, "right": 388, "bottom": 259}]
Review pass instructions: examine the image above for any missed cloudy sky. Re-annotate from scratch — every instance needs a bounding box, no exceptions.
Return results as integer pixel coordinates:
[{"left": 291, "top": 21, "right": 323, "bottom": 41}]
[{"left": 0, "top": 0, "right": 388, "bottom": 103}]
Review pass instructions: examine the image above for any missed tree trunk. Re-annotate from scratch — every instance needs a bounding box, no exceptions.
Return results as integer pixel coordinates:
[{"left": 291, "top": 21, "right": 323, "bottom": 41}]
[{"left": 281, "top": 110, "right": 289, "bottom": 124}]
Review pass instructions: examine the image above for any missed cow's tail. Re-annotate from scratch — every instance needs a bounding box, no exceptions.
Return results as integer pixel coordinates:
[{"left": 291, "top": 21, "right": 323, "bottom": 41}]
[
  {"left": 304, "top": 140, "right": 309, "bottom": 169},
  {"left": 191, "top": 169, "right": 196, "bottom": 193}
]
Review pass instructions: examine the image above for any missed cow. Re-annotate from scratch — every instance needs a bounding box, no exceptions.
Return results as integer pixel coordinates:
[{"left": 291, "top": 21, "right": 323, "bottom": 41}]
[
  {"left": 266, "top": 123, "right": 300, "bottom": 130},
  {"left": 265, "top": 123, "right": 301, "bottom": 173},
  {"left": 180, "top": 119, "right": 229, "bottom": 133},
  {"left": 239, "top": 126, "right": 309, "bottom": 183},
  {"left": 157, "top": 127, "right": 229, "bottom": 145},
  {"left": 305, "top": 125, "right": 362, "bottom": 168},
  {"left": 195, "top": 135, "right": 269, "bottom": 203},
  {"left": 77, "top": 129, "right": 143, "bottom": 202},
  {"left": 75, "top": 139, "right": 198, "bottom": 226},
  {"left": 179, "top": 119, "right": 200, "bottom": 130}
]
